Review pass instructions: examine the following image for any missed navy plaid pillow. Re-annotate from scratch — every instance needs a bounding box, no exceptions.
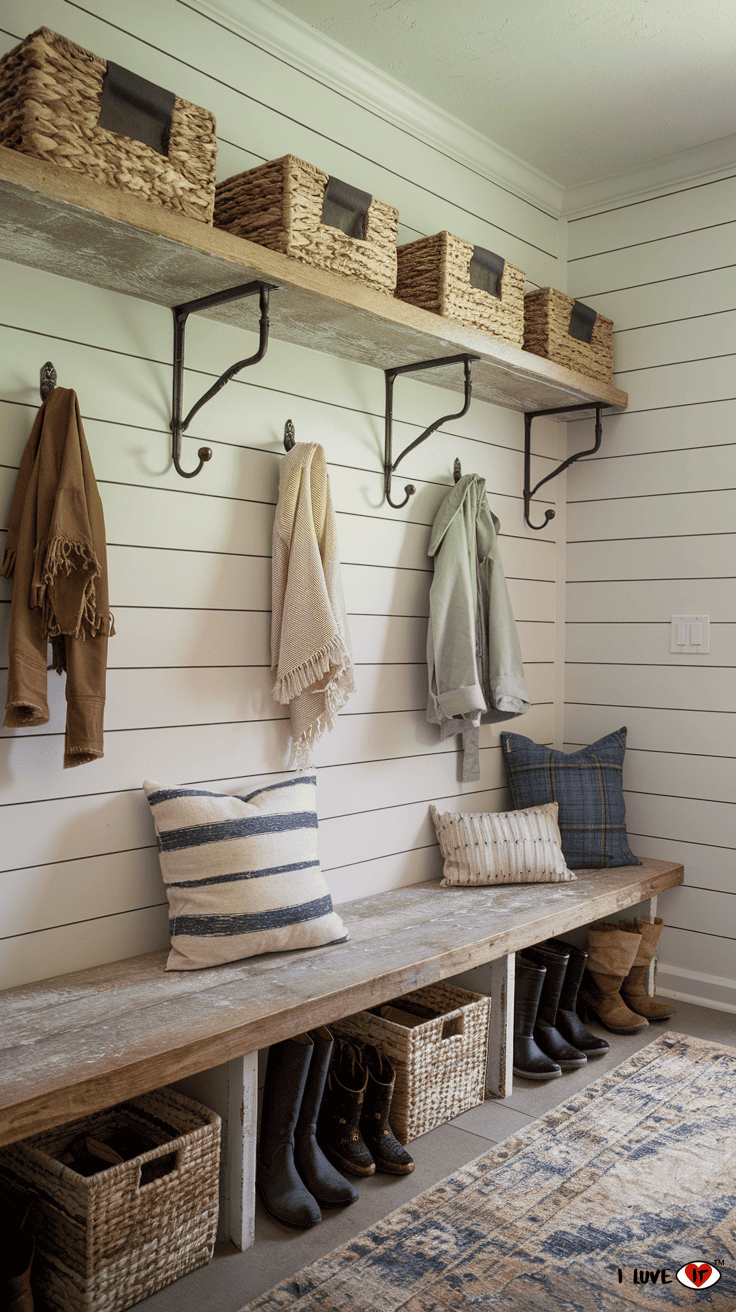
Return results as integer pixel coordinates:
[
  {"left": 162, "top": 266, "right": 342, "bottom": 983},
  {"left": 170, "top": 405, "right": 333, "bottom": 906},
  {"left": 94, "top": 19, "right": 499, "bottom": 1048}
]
[{"left": 500, "top": 727, "right": 640, "bottom": 870}]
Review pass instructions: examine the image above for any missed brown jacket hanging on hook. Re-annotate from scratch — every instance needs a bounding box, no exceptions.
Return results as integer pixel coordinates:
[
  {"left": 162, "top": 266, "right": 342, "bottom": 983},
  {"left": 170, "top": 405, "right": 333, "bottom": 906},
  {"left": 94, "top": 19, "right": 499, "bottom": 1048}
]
[{"left": 1, "top": 388, "right": 114, "bottom": 766}]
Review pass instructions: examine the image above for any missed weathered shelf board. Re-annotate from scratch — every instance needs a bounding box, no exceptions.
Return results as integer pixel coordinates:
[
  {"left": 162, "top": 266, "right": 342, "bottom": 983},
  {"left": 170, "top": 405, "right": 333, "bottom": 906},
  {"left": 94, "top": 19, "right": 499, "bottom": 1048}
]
[
  {"left": 0, "top": 147, "right": 627, "bottom": 418},
  {"left": 0, "top": 857, "right": 681, "bottom": 1147}
]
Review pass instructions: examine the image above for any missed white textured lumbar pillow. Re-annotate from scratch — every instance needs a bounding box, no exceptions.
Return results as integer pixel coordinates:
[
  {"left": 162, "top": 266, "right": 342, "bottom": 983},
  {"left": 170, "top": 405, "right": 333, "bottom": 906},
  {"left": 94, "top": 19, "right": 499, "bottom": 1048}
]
[{"left": 430, "top": 802, "right": 576, "bottom": 886}]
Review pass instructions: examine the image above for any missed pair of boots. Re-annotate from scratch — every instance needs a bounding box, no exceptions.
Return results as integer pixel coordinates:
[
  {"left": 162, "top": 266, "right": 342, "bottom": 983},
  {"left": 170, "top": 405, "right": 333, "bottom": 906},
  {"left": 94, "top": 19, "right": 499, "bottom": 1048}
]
[
  {"left": 577, "top": 917, "right": 675, "bottom": 1034},
  {"left": 317, "top": 1040, "right": 414, "bottom": 1180},
  {"left": 514, "top": 940, "right": 609, "bottom": 1081},
  {"left": 257, "top": 1028, "right": 359, "bottom": 1229}
]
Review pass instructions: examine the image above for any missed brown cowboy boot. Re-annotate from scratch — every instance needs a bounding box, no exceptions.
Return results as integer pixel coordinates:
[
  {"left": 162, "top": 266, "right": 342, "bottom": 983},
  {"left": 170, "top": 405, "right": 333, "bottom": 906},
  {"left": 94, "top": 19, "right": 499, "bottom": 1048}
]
[
  {"left": 577, "top": 921, "right": 649, "bottom": 1034},
  {"left": 359, "top": 1045, "right": 414, "bottom": 1175},
  {"left": 618, "top": 918, "right": 676, "bottom": 1021}
]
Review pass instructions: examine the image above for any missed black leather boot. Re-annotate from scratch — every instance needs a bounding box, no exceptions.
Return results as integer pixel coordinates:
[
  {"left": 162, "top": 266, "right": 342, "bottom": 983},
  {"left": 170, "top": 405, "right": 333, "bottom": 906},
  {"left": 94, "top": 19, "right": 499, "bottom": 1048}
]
[
  {"left": 294, "top": 1028, "right": 359, "bottom": 1207},
  {"left": 359, "top": 1045, "right": 414, "bottom": 1175},
  {"left": 523, "top": 946, "right": 587, "bottom": 1069},
  {"left": 542, "top": 939, "right": 610, "bottom": 1057},
  {"left": 513, "top": 955, "right": 562, "bottom": 1080},
  {"left": 317, "top": 1040, "right": 376, "bottom": 1177},
  {"left": 256, "top": 1033, "right": 322, "bottom": 1228}
]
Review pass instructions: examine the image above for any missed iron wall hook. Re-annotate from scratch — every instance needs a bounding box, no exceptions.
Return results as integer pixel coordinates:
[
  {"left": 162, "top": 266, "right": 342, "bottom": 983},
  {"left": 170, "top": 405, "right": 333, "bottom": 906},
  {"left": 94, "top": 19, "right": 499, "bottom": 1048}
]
[
  {"left": 524, "top": 402, "right": 608, "bottom": 530},
  {"left": 40, "top": 361, "right": 57, "bottom": 399},
  {"left": 171, "top": 280, "right": 278, "bottom": 478},
  {"left": 383, "top": 353, "right": 480, "bottom": 509}
]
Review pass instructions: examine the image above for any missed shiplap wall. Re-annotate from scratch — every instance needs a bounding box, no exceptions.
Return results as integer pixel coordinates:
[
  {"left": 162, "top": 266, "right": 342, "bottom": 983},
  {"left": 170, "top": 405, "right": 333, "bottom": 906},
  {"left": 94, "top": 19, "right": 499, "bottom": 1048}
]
[
  {"left": 0, "top": 0, "right": 566, "bottom": 989},
  {"left": 565, "top": 174, "right": 736, "bottom": 1012}
]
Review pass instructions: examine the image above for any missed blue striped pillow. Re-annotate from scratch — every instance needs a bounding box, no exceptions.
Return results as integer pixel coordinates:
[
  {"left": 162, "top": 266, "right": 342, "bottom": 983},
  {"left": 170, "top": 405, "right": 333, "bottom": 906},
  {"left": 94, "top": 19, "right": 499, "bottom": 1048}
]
[{"left": 143, "top": 774, "right": 348, "bottom": 970}]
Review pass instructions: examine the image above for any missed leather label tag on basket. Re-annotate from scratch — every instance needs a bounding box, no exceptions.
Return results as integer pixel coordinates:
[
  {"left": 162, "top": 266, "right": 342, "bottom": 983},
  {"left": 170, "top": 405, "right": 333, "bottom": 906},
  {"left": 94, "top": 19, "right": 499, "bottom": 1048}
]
[
  {"left": 568, "top": 299, "right": 598, "bottom": 343},
  {"left": 321, "top": 176, "right": 372, "bottom": 239},
  {"left": 469, "top": 245, "right": 505, "bottom": 297},
  {"left": 99, "top": 61, "right": 176, "bottom": 155}
]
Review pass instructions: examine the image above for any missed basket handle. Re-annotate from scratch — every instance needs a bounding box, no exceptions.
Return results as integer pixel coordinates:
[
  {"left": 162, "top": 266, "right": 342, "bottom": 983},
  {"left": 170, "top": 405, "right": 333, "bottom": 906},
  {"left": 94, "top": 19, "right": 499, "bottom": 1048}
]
[
  {"left": 136, "top": 1147, "right": 180, "bottom": 1191},
  {"left": 439, "top": 1008, "right": 465, "bottom": 1041}
]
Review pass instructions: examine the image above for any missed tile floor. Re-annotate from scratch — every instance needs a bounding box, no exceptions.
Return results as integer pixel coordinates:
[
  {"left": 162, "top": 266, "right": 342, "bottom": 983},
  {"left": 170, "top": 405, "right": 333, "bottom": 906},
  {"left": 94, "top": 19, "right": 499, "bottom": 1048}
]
[{"left": 132, "top": 999, "right": 734, "bottom": 1312}]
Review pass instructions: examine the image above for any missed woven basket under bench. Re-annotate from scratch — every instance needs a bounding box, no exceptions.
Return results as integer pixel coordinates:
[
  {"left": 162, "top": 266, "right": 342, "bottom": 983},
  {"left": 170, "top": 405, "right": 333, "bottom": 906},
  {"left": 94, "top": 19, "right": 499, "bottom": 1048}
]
[
  {"left": 214, "top": 154, "right": 399, "bottom": 293},
  {"left": 0, "top": 28, "right": 217, "bottom": 223},
  {"left": 524, "top": 287, "right": 614, "bottom": 385},
  {"left": 0, "top": 1086, "right": 220, "bottom": 1312},
  {"left": 396, "top": 231, "right": 525, "bottom": 346},
  {"left": 332, "top": 981, "right": 490, "bottom": 1144}
]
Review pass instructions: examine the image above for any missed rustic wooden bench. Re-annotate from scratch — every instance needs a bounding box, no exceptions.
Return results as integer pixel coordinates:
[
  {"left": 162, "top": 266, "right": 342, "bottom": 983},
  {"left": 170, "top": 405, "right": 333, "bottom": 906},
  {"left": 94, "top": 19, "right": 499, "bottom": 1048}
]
[{"left": 0, "top": 857, "right": 682, "bottom": 1253}]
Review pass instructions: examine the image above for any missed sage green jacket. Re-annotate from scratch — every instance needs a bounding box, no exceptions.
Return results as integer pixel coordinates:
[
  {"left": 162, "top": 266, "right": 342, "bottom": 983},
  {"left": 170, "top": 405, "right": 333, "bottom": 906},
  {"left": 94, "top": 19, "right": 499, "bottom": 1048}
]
[{"left": 427, "top": 474, "right": 530, "bottom": 782}]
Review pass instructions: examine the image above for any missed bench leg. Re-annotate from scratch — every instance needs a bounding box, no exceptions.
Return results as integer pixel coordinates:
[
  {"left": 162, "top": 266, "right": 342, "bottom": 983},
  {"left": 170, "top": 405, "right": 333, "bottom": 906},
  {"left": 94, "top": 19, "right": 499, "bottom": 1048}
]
[
  {"left": 485, "top": 954, "right": 514, "bottom": 1099},
  {"left": 174, "top": 1052, "right": 258, "bottom": 1251},
  {"left": 642, "top": 894, "right": 658, "bottom": 996}
]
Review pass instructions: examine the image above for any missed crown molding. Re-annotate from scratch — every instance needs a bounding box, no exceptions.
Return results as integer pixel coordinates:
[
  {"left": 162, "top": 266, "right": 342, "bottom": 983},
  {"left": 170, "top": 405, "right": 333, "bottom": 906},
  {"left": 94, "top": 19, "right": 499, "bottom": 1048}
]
[
  {"left": 192, "top": 0, "right": 565, "bottom": 216},
  {"left": 562, "top": 134, "right": 736, "bottom": 217}
]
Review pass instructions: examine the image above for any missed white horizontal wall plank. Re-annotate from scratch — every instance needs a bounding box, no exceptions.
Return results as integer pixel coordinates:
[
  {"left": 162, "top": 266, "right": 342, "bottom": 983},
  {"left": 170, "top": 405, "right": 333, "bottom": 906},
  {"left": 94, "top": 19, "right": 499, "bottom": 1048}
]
[
  {"left": 567, "top": 533, "right": 734, "bottom": 582},
  {"left": 623, "top": 792, "right": 735, "bottom": 851},
  {"left": 657, "top": 926, "right": 736, "bottom": 986},
  {"left": 570, "top": 222, "right": 736, "bottom": 300},
  {"left": 622, "top": 749, "right": 736, "bottom": 807},
  {"left": 567, "top": 266, "right": 736, "bottom": 335},
  {"left": 621, "top": 833, "right": 734, "bottom": 896},
  {"left": 0, "top": 849, "right": 164, "bottom": 938},
  {"left": 0, "top": 906, "right": 170, "bottom": 991},
  {"left": 566, "top": 663, "right": 736, "bottom": 714},
  {"left": 650, "top": 885, "right": 736, "bottom": 940},
  {"left": 564, "top": 704, "right": 734, "bottom": 760},
  {"left": 567, "top": 175, "right": 736, "bottom": 260},
  {"left": 612, "top": 308, "right": 736, "bottom": 374},
  {"left": 319, "top": 789, "right": 500, "bottom": 875},
  {"left": 566, "top": 579, "right": 733, "bottom": 624},
  {"left": 566, "top": 401, "right": 736, "bottom": 460},
  {"left": 565, "top": 622, "right": 736, "bottom": 667},
  {"left": 567, "top": 490, "right": 736, "bottom": 542}
]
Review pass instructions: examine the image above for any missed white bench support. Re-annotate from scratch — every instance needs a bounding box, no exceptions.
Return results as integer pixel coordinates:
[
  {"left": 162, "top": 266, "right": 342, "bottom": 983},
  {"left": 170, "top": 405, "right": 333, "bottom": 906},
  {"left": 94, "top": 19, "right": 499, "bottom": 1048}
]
[
  {"left": 485, "top": 954, "right": 515, "bottom": 1099},
  {"left": 175, "top": 1051, "right": 258, "bottom": 1251}
]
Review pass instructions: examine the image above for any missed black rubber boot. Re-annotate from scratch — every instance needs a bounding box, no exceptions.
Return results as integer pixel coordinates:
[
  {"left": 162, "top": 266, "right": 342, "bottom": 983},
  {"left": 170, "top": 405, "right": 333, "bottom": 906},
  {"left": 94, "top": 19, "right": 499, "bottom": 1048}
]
[
  {"left": 513, "top": 955, "right": 562, "bottom": 1080},
  {"left": 317, "top": 1040, "right": 376, "bottom": 1177},
  {"left": 256, "top": 1033, "right": 322, "bottom": 1228},
  {"left": 359, "top": 1045, "right": 414, "bottom": 1175},
  {"left": 542, "top": 939, "right": 610, "bottom": 1057},
  {"left": 294, "top": 1028, "right": 359, "bottom": 1207},
  {"left": 523, "top": 946, "right": 587, "bottom": 1069}
]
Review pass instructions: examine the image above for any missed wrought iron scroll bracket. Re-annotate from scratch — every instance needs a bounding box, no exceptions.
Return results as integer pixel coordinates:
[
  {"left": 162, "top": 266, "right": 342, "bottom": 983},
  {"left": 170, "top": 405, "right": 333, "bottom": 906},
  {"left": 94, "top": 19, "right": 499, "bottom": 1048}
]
[
  {"left": 171, "top": 280, "right": 279, "bottom": 478},
  {"left": 383, "top": 353, "right": 480, "bottom": 509},
  {"left": 524, "top": 402, "right": 610, "bottom": 530}
]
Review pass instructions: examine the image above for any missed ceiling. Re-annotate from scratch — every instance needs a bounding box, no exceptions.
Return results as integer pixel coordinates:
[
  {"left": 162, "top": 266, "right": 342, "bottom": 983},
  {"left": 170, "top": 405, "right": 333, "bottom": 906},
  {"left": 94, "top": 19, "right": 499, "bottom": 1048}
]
[{"left": 270, "top": 0, "right": 736, "bottom": 188}]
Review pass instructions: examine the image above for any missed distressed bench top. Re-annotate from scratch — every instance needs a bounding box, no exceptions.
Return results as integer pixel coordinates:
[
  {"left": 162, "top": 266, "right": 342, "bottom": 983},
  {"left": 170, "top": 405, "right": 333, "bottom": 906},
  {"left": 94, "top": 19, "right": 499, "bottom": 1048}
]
[{"left": 0, "top": 857, "right": 682, "bottom": 1147}]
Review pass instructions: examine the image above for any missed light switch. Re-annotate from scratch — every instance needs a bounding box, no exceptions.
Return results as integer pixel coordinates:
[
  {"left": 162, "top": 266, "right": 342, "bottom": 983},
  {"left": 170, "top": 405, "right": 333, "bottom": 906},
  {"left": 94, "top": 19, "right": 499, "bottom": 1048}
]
[{"left": 671, "top": 615, "right": 710, "bottom": 654}]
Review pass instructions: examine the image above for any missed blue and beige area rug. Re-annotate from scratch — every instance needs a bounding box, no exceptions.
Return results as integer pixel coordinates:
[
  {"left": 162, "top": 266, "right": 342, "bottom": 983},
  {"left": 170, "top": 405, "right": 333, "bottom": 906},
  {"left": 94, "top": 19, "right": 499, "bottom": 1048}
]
[{"left": 242, "top": 1033, "right": 736, "bottom": 1310}]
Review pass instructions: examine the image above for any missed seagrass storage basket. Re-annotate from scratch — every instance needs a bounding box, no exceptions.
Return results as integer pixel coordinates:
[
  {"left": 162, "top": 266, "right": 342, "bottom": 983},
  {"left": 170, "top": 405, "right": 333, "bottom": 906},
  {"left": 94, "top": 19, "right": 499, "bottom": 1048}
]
[
  {"left": 332, "top": 982, "right": 490, "bottom": 1143},
  {"left": 214, "top": 154, "right": 399, "bottom": 293},
  {"left": 396, "top": 231, "right": 525, "bottom": 346},
  {"left": 0, "top": 1086, "right": 220, "bottom": 1312},
  {"left": 524, "top": 287, "right": 614, "bottom": 384},
  {"left": 0, "top": 28, "right": 217, "bottom": 223}
]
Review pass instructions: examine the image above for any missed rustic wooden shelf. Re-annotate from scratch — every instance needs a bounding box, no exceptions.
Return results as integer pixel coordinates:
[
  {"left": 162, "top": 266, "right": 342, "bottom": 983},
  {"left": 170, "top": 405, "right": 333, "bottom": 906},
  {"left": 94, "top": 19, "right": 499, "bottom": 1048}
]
[{"left": 0, "top": 147, "right": 627, "bottom": 419}]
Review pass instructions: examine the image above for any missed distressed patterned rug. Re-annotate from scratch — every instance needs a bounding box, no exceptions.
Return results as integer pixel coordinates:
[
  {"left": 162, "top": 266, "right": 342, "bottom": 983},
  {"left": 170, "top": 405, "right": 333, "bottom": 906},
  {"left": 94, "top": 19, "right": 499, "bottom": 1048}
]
[{"left": 241, "top": 1033, "right": 736, "bottom": 1310}]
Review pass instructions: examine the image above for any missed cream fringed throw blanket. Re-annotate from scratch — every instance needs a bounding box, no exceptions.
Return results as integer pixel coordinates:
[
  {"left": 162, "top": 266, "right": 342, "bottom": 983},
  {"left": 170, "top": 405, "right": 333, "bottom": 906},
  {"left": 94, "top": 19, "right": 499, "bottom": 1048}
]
[{"left": 271, "top": 443, "right": 354, "bottom": 767}]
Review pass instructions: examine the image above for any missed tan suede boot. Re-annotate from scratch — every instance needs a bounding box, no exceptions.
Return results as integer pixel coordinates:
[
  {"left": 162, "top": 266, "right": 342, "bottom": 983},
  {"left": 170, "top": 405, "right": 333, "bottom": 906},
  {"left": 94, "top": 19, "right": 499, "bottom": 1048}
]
[
  {"left": 618, "top": 918, "right": 676, "bottom": 1021},
  {"left": 577, "top": 922, "right": 649, "bottom": 1034}
]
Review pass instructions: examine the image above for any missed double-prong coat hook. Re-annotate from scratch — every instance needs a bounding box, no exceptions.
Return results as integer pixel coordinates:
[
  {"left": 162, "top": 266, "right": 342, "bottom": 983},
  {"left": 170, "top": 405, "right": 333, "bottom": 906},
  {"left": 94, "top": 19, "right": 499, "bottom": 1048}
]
[
  {"left": 383, "top": 353, "right": 480, "bottom": 509},
  {"left": 171, "top": 279, "right": 278, "bottom": 478},
  {"left": 524, "top": 402, "right": 609, "bottom": 529}
]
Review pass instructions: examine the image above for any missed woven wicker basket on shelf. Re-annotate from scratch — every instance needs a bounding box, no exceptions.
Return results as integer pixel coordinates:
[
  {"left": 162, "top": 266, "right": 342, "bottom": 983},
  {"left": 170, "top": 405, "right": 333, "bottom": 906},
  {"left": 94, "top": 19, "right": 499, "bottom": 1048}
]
[
  {"left": 0, "top": 1087, "right": 221, "bottom": 1312},
  {"left": 0, "top": 28, "right": 217, "bottom": 222},
  {"left": 214, "top": 154, "right": 399, "bottom": 293},
  {"left": 524, "top": 287, "right": 614, "bottom": 384},
  {"left": 396, "top": 231, "right": 525, "bottom": 346},
  {"left": 332, "top": 981, "right": 490, "bottom": 1144}
]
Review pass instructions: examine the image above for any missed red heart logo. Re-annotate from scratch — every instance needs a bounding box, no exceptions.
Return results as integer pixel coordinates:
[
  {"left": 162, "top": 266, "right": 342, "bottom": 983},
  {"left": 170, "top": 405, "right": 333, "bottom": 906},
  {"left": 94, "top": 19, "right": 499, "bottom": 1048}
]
[{"left": 686, "top": 1264, "right": 712, "bottom": 1286}]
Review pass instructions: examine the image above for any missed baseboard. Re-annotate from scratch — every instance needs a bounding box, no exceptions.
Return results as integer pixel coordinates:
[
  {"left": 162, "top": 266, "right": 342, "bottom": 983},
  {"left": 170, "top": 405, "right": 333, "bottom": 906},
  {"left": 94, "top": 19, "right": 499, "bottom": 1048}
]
[{"left": 656, "top": 963, "right": 736, "bottom": 1015}]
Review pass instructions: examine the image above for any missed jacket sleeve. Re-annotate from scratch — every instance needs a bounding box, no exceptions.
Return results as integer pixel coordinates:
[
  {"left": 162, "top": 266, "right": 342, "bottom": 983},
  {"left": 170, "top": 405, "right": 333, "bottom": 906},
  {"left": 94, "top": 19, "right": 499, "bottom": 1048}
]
[{"left": 480, "top": 511, "right": 530, "bottom": 718}]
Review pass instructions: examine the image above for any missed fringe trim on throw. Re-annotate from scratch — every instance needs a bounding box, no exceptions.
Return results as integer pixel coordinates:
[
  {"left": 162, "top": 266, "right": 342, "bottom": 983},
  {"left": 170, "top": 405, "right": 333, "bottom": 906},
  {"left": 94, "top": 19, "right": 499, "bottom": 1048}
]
[
  {"left": 272, "top": 634, "right": 351, "bottom": 706},
  {"left": 37, "top": 535, "right": 113, "bottom": 641},
  {"left": 287, "top": 664, "right": 355, "bottom": 769}
]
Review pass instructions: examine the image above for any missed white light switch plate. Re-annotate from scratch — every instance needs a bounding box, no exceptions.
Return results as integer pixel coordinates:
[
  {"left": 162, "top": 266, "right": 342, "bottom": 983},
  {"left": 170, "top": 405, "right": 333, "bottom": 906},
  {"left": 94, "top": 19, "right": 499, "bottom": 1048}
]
[{"left": 671, "top": 615, "right": 710, "bottom": 654}]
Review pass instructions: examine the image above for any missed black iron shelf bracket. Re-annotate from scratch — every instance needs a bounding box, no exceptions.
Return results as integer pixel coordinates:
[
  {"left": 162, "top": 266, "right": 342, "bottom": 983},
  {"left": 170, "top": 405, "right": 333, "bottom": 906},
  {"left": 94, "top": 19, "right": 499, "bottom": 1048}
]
[
  {"left": 384, "top": 353, "right": 480, "bottom": 509},
  {"left": 524, "top": 401, "right": 611, "bottom": 530},
  {"left": 171, "top": 279, "right": 279, "bottom": 478}
]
